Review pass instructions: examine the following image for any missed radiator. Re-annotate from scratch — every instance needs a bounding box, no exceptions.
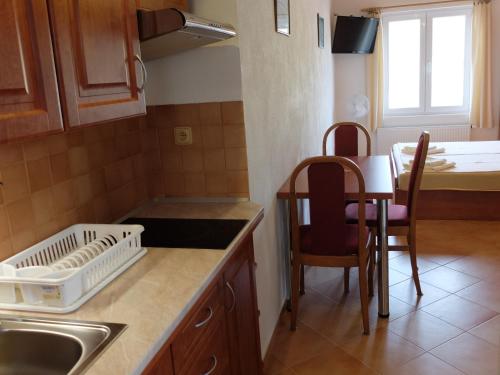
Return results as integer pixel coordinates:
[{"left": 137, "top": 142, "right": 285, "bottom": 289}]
[{"left": 376, "top": 125, "right": 471, "bottom": 155}]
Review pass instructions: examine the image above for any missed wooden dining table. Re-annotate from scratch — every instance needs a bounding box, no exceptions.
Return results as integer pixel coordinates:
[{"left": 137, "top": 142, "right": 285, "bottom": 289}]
[{"left": 277, "top": 155, "right": 394, "bottom": 317}]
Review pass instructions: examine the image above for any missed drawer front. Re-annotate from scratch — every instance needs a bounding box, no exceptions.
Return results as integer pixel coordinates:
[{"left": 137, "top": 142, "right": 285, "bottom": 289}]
[
  {"left": 182, "top": 317, "right": 230, "bottom": 375},
  {"left": 172, "top": 280, "right": 224, "bottom": 373}
]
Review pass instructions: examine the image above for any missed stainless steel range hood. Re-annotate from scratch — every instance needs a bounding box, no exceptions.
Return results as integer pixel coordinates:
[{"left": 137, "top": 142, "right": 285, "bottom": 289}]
[{"left": 137, "top": 8, "right": 237, "bottom": 61}]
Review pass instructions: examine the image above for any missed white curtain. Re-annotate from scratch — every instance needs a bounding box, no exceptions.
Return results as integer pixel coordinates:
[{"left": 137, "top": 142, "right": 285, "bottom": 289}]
[
  {"left": 367, "top": 19, "right": 384, "bottom": 131},
  {"left": 471, "top": 1, "right": 493, "bottom": 128}
]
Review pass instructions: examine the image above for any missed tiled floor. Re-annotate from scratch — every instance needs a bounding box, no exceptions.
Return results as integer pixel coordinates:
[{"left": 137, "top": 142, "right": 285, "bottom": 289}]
[{"left": 264, "top": 220, "right": 500, "bottom": 375}]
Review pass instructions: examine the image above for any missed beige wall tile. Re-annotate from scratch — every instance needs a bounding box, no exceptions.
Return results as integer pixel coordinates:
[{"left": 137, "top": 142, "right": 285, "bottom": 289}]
[
  {"left": 11, "top": 228, "right": 36, "bottom": 253},
  {"left": 221, "top": 101, "right": 244, "bottom": 124},
  {"left": 225, "top": 148, "right": 248, "bottom": 170},
  {"left": 75, "top": 174, "right": 94, "bottom": 205},
  {"left": 66, "top": 131, "right": 84, "bottom": 148},
  {"left": 35, "top": 220, "right": 59, "bottom": 242},
  {"left": 68, "top": 146, "right": 90, "bottom": 177},
  {"left": 32, "top": 188, "right": 55, "bottom": 225},
  {"left": 150, "top": 105, "right": 175, "bottom": 129},
  {"left": 184, "top": 173, "right": 206, "bottom": 195},
  {"left": 206, "top": 173, "right": 228, "bottom": 195},
  {"left": 226, "top": 171, "right": 249, "bottom": 193},
  {"left": 223, "top": 125, "right": 246, "bottom": 148},
  {"left": 199, "top": 103, "right": 222, "bottom": 125},
  {"left": 162, "top": 151, "right": 183, "bottom": 172},
  {"left": 47, "top": 134, "right": 68, "bottom": 155},
  {"left": 181, "top": 149, "right": 204, "bottom": 172},
  {"left": 0, "top": 238, "right": 13, "bottom": 261},
  {"left": 172, "top": 104, "right": 200, "bottom": 126},
  {"left": 7, "top": 197, "right": 35, "bottom": 233},
  {"left": 202, "top": 126, "right": 224, "bottom": 149},
  {"left": 50, "top": 152, "right": 71, "bottom": 184},
  {"left": 52, "top": 180, "right": 77, "bottom": 214},
  {"left": 146, "top": 173, "right": 165, "bottom": 199},
  {"left": 164, "top": 173, "right": 185, "bottom": 196},
  {"left": 0, "top": 206, "right": 11, "bottom": 241},
  {"left": 0, "top": 144, "right": 23, "bottom": 169},
  {"left": 204, "top": 149, "right": 226, "bottom": 171},
  {"left": 93, "top": 195, "right": 112, "bottom": 223},
  {"left": 89, "top": 170, "right": 107, "bottom": 197},
  {"left": 23, "top": 139, "right": 49, "bottom": 161},
  {"left": 1, "top": 162, "right": 29, "bottom": 203},
  {"left": 27, "top": 157, "right": 52, "bottom": 192}
]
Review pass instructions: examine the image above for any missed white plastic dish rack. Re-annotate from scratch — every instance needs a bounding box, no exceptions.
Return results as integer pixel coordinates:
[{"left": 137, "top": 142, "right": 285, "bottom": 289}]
[{"left": 0, "top": 224, "right": 146, "bottom": 313}]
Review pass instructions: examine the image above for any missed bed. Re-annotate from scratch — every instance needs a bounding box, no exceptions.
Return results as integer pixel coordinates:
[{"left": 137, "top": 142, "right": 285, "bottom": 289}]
[{"left": 391, "top": 141, "right": 500, "bottom": 220}]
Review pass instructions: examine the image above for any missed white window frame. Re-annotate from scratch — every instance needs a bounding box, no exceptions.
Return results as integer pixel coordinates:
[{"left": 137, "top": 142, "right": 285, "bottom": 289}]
[{"left": 382, "top": 6, "right": 472, "bottom": 127}]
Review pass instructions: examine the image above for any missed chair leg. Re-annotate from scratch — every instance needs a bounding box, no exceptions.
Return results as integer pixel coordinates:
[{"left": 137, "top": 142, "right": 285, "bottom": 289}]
[
  {"left": 408, "top": 233, "right": 423, "bottom": 296},
  {"left": 290, "top": 261, "right": 301, "bottom": 331},
  {"left": 343, "top": 267, "right": 350, "bottom": 294},
  {"left": 300, "top": 264, "right": 305, "bottom": 295},
  {"left": 358, "top": 262, "right": 370, "bottom": 335}
]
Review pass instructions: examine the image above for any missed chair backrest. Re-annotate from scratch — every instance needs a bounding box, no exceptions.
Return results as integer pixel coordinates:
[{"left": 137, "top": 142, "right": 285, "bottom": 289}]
[
  {"left": 407, "top": 132, "right": 430, "bottom": 222},
  {"left": 289, "top": 156, "right": 366, "bottom": 257},
  {"left": 322, "top": 122, "right": 372, "bottom": 156}
]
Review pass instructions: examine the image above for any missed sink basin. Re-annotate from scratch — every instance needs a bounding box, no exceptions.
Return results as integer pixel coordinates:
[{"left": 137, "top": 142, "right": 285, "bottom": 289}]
[{"left": 0, "top": 315, "right": 126, "bottom": 374}]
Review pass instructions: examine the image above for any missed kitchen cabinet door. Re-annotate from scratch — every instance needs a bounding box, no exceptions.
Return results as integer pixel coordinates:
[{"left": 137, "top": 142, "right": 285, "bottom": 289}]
[
  {"left": 49, "top": 0, "right": 146, "bottom": 128},
  {"left": 142, "top": 345, "right": 175, "bottom": 375},
  {"left": 0, "top": 0, "right": 63, "bottom": 142},
  {"left": 224, "top": 239, "right": 262, "bottom": 375}
]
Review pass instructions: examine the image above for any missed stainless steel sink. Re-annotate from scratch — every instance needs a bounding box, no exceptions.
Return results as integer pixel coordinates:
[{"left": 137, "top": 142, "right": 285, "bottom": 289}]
[{"left": 0, "top": 315, "right": 127, "bottom": 375}]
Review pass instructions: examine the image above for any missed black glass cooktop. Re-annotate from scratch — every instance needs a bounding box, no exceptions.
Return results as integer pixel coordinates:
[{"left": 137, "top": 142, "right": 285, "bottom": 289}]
[{"left": 121, "top": 217, "right": 248, "bottom": 250}]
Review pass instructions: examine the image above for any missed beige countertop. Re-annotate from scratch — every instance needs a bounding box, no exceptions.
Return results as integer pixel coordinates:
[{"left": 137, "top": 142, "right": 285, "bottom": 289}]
[{"left": 0, "top": 200, "right": 264, "bottom": 375}]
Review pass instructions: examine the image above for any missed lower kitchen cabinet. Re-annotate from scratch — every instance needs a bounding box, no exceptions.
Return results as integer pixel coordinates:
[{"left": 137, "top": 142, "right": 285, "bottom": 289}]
[{"left": 142, "top": 235, "right": 262, "bottom": 375}]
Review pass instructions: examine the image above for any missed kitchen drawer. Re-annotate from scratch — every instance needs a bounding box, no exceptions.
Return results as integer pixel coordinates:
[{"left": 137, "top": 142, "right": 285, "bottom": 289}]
[
  {"left": 172, "top": 280, "right": 224, "bottom": 373},
  {"left": 181, "top": 318, "right": 230, "bottom": 375}
]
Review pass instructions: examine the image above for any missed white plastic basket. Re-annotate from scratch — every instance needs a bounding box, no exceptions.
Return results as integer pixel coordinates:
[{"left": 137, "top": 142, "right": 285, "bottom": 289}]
[{"left": 0, "top": 224, "right": 146, "bottom": 313}]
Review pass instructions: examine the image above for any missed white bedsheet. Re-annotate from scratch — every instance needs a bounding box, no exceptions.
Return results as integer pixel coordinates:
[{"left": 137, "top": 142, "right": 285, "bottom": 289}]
[{"left": 392, "top": 141, "right": 500, "bottom": 191}]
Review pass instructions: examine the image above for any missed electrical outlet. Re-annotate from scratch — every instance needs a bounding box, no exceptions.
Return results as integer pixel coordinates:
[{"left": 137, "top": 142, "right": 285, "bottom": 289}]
[{"left": 174, "top": 127, "right": 192, "bottom": 145}]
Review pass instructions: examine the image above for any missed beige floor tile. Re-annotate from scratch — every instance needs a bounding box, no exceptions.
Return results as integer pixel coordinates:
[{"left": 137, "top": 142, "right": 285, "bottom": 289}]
[
  {"left": 457, "top": 279, "right": 500, "bottom": 313},
  {"left": 446, "top": 254, "right": 500, "bottom": 280},
  {"left": 419, "top": 266, "right": 480, "bottom": 293},
  {"left": 388, "top": 310, "right": 463, "bottom": 350},
  {"left": 422, "top": 295, "right": 498, "bottom": 330},
  {"left": 389, "top": 254, "right": 440, "bottom": 276},
  {"left": 383, "top": 353, "right": 465, "bottom": 375},
  {"left": 263, "top": 354, "right": 288, "bottom": 375},
  {"left": 297, "top": 290, "right": 388, "bottom": 346},
  {"left": 341, "top": 327, "right": 424, "bottom": 373},
  {"left": 270, "top": 319, "right": 336, "bottom": 367},
  {"left": 388, "top": 268, "right": 412, "bottom": 286},
  {"left": 388, "top": 250, "right": 406, "bottom": 259},
  {"left": 431, "top": 333, "right": 500, "bottom": 375},
  {"left": 304, "top": 266, "right": 344, "bottom": 288},
  {"left": 291, "top": 345, "right": 377, "bottom": 375},
  {"left": 418, "top": 253, "right": 466, "bottom": 266},
  {"left": 390, "top": 279, "right": 450, "bottom": 309},
  {"left": 469, "top": 315, "right": 500, "bottom": 346}
]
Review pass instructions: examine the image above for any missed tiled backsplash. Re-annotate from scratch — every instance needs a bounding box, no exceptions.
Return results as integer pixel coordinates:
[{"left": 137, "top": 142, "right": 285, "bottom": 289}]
[
  {"left": 0, "top": 101, "right": 249, "bottom": 261},
  {"left": 0, "top": 118, "right": 164, "bottom": 260},
  {"left": 147, "top": 101, "right": 249, "bottom": 198}
]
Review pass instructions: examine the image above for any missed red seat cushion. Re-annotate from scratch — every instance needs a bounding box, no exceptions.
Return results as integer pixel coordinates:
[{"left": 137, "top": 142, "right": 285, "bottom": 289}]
[
  {"left": 299, "top": 224, "right": 369, "bottom": 255},
  {"left": 345, "top": 203, "right": 409, "bottom": 227}
]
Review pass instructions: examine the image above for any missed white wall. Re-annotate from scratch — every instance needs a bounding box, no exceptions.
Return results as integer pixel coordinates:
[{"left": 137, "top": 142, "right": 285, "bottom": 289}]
[
  {"left": 236, "top": 0, "right": 334, "bottom": 354},
  {"left": 332, "top": 0, "right": 500, "bottom": 143},
  {"left": 144, "top": 0, "right": 242, "bottom": 105}
]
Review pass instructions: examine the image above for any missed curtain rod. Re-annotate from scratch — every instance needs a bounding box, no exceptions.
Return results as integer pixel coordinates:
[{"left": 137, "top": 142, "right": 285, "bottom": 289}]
[{"left": 362, "top": 0, "right": 490, "bottom": 14}]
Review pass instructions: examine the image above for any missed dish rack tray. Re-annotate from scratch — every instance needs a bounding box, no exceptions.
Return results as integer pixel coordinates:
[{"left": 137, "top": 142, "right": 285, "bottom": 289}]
[{"left": 0, "top": 224, "right": 146, "bottom": 313}]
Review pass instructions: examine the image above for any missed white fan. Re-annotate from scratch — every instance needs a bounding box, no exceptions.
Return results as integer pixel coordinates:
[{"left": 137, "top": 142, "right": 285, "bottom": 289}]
[{"left": 348, "top": 94, "right": 370, "bottom": 119}]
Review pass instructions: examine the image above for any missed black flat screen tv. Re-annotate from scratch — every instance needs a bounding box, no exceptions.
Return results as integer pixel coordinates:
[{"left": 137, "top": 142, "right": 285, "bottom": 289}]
[{"left": 332, "top": 16, "right": 379, "bottom": 54}]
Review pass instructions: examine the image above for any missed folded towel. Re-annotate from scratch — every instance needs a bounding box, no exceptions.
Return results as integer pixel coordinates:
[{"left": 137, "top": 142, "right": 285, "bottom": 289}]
[
  {"left": 401, "top": 145, "right": 446, "bottom": 155},
  {"left": 403, "top": 158, "right": 447, "bottom": 170},
  {"left": 403, "top": 159, "right": 455, "bottom": 172}
]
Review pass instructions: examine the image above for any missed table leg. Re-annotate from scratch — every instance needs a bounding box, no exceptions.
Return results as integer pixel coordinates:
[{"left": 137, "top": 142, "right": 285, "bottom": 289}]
[{"left": 377, "top": 199, "right": 390, "bottom": 318}]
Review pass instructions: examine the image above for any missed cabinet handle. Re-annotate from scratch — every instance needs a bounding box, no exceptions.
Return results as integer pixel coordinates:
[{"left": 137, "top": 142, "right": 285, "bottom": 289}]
[
  {"left": 202, "top": 355, "right": 217, "bottom": 375},
  {"left": 194, "top": 307, "right": 213, "bottom": 328},
  {"left": 134, "top": 54, "right": 147, "bottom": 92},
  {"left": 225, "top": 281, "right": 236, "bottom": 312}
]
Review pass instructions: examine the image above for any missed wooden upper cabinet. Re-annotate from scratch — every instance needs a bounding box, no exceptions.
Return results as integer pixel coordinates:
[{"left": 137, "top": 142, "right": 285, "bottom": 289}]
[
  {"left": 0, "top": 0, "right": 63, "bottom": 142},
  {"left": 136, "top": 0, "right": 189, "bottom": 11},
  {"left": 49, "top": 0, "right": 146, "bottom": 128}
]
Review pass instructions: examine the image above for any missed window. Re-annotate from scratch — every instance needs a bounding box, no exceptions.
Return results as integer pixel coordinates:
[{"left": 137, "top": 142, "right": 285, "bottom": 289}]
[{"left": 382, "top": 6, "right": 472, "bottom": 126}]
